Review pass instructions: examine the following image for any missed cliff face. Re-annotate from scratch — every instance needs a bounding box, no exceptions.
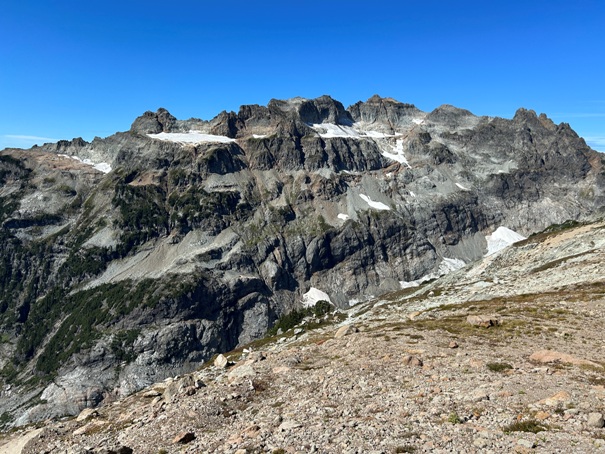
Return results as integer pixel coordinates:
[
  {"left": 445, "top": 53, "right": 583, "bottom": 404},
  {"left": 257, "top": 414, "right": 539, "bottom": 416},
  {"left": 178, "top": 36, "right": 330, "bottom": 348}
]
[{"left": 0, "top": 95, "right": 603, "bottom": 425}]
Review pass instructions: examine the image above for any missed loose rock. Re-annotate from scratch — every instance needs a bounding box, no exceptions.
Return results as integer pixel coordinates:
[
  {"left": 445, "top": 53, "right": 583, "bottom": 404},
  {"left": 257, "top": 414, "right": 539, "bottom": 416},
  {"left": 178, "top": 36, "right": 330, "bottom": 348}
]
[
  {"left": 173, "top": 431, "right": 196, "bottom": 444},
  {"left": 587, "top": 412, "right": 605, "bottom": 428}
]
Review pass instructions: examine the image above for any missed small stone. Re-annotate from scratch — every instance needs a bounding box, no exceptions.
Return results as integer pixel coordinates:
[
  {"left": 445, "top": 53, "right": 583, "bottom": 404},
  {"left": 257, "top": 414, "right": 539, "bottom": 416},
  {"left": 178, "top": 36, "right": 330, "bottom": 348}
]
[
  {"left": 517, "top": 438, "right": 535, "bottom": 448},
  {"left": 234, "top": 450, "right": 248, "bottom": 454},
  {"left": 408, "top": 311, "right": 422, "bottom": 320},
  {"left": 278, "top": 420, "right": 302, "bottom": 431},
  {"left": 587, "top": 412, "right": 605, "bottom": 428},
  {"left": 173, "top": 431, "right": 196, "bottom": 444},
  {"left": 473, "top": 437, "right": 489, "bottom": 448},
  {"left": 294, "top": 328, "right": 303, "bottom": 335},
  {"left": 448, "top": 341, "right": 459, "bottom": 348},
  {"left": 334, "top": 325, "right": 358, "bottom": 338},
  {"left": 465, "top": 388, "right": 489, "bottom": 402},
  {"left": 402, "top": 355, "right": 423, "bottom": 367},
  {"left": 214, "top": 354, "right": 229, "bottom": 368}
]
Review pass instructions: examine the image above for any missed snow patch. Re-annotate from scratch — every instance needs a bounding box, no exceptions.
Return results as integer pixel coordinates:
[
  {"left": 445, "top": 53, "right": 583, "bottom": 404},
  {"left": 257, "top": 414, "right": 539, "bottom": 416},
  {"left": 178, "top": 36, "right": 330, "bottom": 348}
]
[
  {"left": 410, "top": 191, "right": 416, "bottom": 198},
  {"left": 92, "top": 162, "right": 112, "bottom": 173},
  {"left": 252, "top": 134, "right": 268, "bottom": 139},
  {"left": 337, "top": 213, "right": 349, "bottom": 221},
  {"left": 439, "top": 258, "right": 466, "bottom": 274},
  {"left": 148, "top": 131, "right": 236, "bottom": 144},
  {"left": 58, "top": 154, "right": 112, "bottom": 174},
  {"left": 311, "top": 123, "right": 361, "bottom": 138},
  {"left": 399, "top": 258, "right": 465, "bottom": 289},
  {"left": 359, "top": 194, "right": 391, "bottom": 211},
  {"left": 485, "top": 226, "right": 526, "bottom": 256},
  {"left": 455, "top": 183, "right": 470, "bottom": 191},
  {"left": 310, "top": 123, "right": 395, "bottom": 139},
  {"left": 302, "top": 287, "right": 332, "bottom": 308},
  {"left": 380, "top": 139, "right": 411, "bottom": 167}
]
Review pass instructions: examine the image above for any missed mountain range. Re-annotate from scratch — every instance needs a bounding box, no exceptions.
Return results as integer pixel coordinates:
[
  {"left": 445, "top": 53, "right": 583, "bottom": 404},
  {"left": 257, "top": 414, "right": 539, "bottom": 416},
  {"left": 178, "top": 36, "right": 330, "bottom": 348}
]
[{"left": 0, "top": 95, "right": 603, "bottom": 427}]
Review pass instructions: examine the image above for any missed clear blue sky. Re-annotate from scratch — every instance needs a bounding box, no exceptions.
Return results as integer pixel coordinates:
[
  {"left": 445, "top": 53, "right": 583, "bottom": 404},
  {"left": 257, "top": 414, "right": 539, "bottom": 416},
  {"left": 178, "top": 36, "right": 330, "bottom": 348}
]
[{"left": 1, "top": 0, "right": 604, "bottom": 151}]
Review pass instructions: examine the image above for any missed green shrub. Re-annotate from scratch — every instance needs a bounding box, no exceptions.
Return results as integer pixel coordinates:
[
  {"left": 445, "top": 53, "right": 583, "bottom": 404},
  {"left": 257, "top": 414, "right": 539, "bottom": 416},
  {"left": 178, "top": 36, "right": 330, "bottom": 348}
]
[
  {"left": 447, "top": 412, "right": 462, "bottom": 424},
  {"left": 486, "top": 362, "right": 513, "bottom": 373},
  {"left": 267, "top": 300, "right": 334, "bottom": 336},
  {"left": 503, "top": 419, "right": 547, "bottom": 433}
]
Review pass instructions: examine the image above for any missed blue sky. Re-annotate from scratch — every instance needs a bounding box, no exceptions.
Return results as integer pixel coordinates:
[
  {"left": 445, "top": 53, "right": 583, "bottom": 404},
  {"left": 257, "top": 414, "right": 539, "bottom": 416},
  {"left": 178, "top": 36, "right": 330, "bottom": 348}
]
[{"left": 1, "top": 0, "right": 604, "bottom": 151}]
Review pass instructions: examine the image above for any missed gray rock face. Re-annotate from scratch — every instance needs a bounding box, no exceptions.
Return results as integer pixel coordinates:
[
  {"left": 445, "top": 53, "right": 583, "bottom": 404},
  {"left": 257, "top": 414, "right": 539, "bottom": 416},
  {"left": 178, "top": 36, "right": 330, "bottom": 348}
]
[
  {"left": 130, "top": 107, "right": 176, "bottom": 133},
  {"left": 0, "top": 94, "right": 604, "bottom": 426},
  {"left": 349, "top": 94, "right": 423, "bottom": 131}
]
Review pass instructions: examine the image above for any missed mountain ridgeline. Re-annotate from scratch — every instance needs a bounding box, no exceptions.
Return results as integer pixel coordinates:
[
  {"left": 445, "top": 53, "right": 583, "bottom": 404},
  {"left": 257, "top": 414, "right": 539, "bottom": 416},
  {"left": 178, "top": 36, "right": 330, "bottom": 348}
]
[{"left": 0, "top": 95, "right": 603, "bottom": 425}]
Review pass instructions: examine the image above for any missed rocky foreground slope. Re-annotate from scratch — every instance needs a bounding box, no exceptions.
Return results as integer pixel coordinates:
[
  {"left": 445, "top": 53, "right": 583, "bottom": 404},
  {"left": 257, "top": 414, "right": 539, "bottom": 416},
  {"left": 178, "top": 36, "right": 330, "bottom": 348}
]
[
  {"left": 0, "top": 95, "right": 604, "bottom": 426},
  {"left": 3, "top": 220, "right": 605, "bottom": 453}
]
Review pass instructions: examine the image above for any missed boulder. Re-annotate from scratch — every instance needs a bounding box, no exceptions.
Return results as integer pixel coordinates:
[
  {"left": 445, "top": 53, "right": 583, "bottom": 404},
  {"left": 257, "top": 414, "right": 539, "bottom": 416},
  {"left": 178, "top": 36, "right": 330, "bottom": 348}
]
[
  {"left": 467, "top": 314, "right": 500, "bottom": 327},
  {"left": 173, "top": 431, "right": 196, "bottom": 444},
  {"left": 587, "top": 412, "right": 605, "bottom": 428},
  {"left": 402, "top": 355, "right": 423, "bottom": 367},
  {"left": 335, "top": 325, "right": 358, "bottom": 338}
]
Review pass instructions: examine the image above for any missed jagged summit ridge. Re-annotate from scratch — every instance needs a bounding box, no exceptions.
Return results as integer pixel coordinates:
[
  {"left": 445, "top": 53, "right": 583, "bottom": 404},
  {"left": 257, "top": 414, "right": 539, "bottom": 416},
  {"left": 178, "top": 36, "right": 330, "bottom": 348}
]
[{"left": 128, "top": 95, "right": 425, "bottom": 138}]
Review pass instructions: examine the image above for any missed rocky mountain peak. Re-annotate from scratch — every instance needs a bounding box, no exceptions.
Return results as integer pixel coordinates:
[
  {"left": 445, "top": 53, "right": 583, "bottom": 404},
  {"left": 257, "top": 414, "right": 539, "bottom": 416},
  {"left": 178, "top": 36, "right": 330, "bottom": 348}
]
[
  {"left": 130, "top": 107, "right": 177, "bottom": 134},
  {"left": 296, "top": 95, "right": 353, "bottom": 125},
  {"left": 425, "top": 104, "right": 478, "bottom": 128},
  {"left": 348, "top": 95, "right": 423, "bottom": 132}
]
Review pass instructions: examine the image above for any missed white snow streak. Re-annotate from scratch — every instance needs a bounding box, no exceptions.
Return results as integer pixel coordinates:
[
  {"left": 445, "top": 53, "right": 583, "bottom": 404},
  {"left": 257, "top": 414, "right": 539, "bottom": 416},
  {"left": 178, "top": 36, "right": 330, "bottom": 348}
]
[
  {"left": 485, "top": 226, "right": 526, "bottom": 256},
  {"left": 302, "top": 287, "right": 332, "bottom": 308},
  {"left": 359, "top": 194, "right": 391, "bottom": 211},
  {"left": 59, "top": 154, "right": 112, "bottom": 174},
  {"left": 380, "top": 138, "right": 411, "bottom": 167},
  {"left": 455, "top": 183, "right": 470, "bottom": 191},
  {"left": 337, "top": 213, "right": 350, "bottom": 221},
  {"left": 148, "top": 131, "right": 236, "bottom": 144},
  {"left": 310, "top": 123, "right": 394, "bottom": 139}
]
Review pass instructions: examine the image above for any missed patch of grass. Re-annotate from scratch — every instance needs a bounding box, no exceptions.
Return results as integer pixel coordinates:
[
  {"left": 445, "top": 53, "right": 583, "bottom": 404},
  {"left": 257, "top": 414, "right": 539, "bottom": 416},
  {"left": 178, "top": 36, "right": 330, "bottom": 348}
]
[
  {"left": 515, "top": 219, "right": 583, "bottom": 247},
  {"left": 487, "top": 362, "right": 513, "bottom": 373},
  {"left": 394, "top": 446, "right": 416, "bottom": 453},
  {"left": 586, "top": 376, "right": 605, "bottom": 387},
  {"left": 447, "top": 412, "right": 462, "bottom": 424},
  {"left": 503, "top": 419, "right": 547, "bottom": 434}
]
